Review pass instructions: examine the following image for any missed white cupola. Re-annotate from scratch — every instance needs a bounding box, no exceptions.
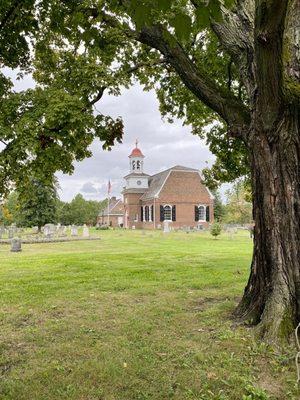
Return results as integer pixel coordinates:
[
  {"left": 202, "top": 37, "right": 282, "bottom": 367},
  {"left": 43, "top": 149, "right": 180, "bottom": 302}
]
[
  {"left": 124, "top": 140, "right": 149, "bottom": 190},
  {"left": 129, "top": 139, "right": 144, "bottom": 173}
]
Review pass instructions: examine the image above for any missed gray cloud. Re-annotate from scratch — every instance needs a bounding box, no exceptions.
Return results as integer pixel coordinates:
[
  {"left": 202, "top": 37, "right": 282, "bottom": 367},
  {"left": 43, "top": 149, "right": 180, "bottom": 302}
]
[{"left": 80, "top": 182, "right": 98, "bottom": 194}]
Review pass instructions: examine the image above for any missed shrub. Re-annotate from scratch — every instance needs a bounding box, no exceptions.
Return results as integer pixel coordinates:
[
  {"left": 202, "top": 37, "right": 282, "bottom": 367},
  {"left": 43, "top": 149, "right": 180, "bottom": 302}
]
[{"left": 210, "top": 222, "right": 222, "bottom": 239}]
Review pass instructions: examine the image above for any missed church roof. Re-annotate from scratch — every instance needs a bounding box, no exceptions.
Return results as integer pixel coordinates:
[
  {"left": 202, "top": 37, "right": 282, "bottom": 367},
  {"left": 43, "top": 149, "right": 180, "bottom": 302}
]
[
  {"left": 140, "top": 165, "right": 200, "bottom": 201},
  {"left": 99, "top": 197, "right": 123, "bottom": 216},
  {"left": 123, "top": 172, "right": 150, "bottom": 179},
  {"left": 129, "top": 147, "right": 144, "bottom": 157}
]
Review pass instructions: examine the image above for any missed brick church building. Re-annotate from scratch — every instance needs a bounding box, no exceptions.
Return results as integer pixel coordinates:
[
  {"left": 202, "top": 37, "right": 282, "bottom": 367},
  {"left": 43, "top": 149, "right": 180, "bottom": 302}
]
[{"left": 121, "top": 143, "right": 214, "bottom": 229}]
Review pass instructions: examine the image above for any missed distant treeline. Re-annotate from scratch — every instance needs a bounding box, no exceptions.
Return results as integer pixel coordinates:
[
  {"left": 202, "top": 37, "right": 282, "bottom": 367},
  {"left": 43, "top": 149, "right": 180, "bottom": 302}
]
[{"left": 0, "top": 191, "right": 107, "bottom": 227}]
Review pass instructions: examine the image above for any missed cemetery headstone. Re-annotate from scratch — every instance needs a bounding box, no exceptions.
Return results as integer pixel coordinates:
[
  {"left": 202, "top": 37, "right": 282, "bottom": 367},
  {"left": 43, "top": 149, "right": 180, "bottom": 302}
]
[
  {"left": 8, "top": 227, "right": 14, "bottom": 239},
  {"left": 82, "top": 225, "right": 89, "bottom": 238},
  {"left": 71, "top": 225, "right": 78, "bottom": 236},
  {"left": 11, "top": 238, "right": 22, "bottom": 252},
  {"left": 163, "top": 220, "right": 171, "bottom": 234}
]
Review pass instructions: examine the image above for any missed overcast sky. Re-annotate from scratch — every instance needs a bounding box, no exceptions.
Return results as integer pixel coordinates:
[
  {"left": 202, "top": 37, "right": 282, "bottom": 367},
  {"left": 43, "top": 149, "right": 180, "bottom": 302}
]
[
  {"left": 58, "top": 84, "right": 216, "bottom": 201},
  {"left": 4, "top": 69, "right": 219, "bottom": 202}
]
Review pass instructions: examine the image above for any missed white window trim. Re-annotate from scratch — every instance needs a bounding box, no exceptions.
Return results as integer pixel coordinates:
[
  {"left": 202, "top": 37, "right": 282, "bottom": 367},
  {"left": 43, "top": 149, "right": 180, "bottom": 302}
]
[
  {"left": 149, "top": 205, "right": 153, "bottom": 222},
  {"left": 163, "top": 204, "right": 172, "bottom": 221},
  {"left": 198, "top": 205, "right": 206, "bottom": 222},
  {"left": 143, "top": 205, "right": 146, "bottom": 222}
]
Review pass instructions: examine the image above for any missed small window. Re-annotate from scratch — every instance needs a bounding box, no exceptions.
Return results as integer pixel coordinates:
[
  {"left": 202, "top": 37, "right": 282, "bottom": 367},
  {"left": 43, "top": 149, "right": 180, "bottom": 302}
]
[
  {"left": 134, "top": 213, "right": 138, "bottom": 222},
  {"left": 163, "top": 205, "right": 172, "bottom": 221},
  {"left": 132, "top": 160, "right": 136, "bottom": 170},
  {"left": 198, "top": 205, "right": 206, "bottom": 221},
  {"left": 136, "top": 160, "right": 141, "bottom": 170}
]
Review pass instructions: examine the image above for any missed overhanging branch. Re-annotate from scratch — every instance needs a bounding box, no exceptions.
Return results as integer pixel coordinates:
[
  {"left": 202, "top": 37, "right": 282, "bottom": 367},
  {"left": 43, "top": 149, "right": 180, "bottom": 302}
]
[{"left": 137, "top": 24, "right": 250, "bottom": 136}]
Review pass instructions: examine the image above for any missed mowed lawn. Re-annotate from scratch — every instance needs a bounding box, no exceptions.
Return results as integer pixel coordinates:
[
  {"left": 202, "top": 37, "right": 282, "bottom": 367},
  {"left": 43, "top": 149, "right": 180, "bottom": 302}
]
[{"left": 0, "top": 230, "right": 298, "bottom": 400}]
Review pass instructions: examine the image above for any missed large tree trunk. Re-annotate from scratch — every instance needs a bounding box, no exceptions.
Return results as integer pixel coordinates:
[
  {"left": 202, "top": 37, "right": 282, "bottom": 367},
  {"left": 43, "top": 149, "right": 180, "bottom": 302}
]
[{"left": 235, "top": 106, "right": 300, "bottom": 341}]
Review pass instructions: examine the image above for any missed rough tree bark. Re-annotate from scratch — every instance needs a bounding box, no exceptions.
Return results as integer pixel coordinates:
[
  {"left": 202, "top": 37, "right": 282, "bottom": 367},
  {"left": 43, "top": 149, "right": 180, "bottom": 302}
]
[
  {"left": 235, "top": 107, "right": 300, "bottom": 341},
  {"left": 233, "top": 0, "right": 300, "bottom": 341},
  {"left": 132, "top": 0, "right": 300, "bottom": 341}
]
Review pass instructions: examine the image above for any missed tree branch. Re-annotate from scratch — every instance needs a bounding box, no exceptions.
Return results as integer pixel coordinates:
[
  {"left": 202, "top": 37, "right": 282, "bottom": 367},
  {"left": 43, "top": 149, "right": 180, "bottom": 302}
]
[
  {"left": 137, "top": 24, "right": 250, "bottom": 136},
  {"left": 210, "top": 0, "right": 255, "bottom": 97},
  {"left": 254, "top": 0, "right": 289, "bottom": 128},
  {"left": 89, "top": 86, "right": 106, "bottom": 106}
]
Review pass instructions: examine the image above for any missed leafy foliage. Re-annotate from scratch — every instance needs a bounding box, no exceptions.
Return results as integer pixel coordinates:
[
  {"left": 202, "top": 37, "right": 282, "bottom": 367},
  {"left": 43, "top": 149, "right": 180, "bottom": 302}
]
[
  {"left": 210, "top": 221, "right": 222, "bottom": 238},
  {"left": 224, "top": 180, "right": 252, "bottom": 225},
  {"left": 212, "top": 189, "right": 225, "bottom": 221},
  {"left": 17, "top": 176, "right": 59, "bottom": 229},
  {"left": 57, "top": 194, "right": 106, "bottom": 225},
  {"left": 0, "top": 0, "right": 250, "bottom": 196}
]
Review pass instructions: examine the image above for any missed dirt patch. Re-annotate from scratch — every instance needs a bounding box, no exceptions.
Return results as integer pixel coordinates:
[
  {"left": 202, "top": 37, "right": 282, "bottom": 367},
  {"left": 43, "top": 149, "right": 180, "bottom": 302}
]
[
  {"left": 256, "top": 372, "right": 283, "bottom": 399},
  {"left": 190, "top": 296, "right": 240, "bottom": 312}
]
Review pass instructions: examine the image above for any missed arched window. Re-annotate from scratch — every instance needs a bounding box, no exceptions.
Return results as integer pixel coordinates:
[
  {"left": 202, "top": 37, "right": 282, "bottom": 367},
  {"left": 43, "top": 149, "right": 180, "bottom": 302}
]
[
  {"left": 136, "top": 160, "right": 141, "bottom": 170},
  {"left": 198, "top": 205, "right": 206, "bottom": 221},
  {"left": 132, "top": 160, "right": 136, "bottom": 170},
  {"left": 163, "top": 205, "right": 172, "bottom": 221}
]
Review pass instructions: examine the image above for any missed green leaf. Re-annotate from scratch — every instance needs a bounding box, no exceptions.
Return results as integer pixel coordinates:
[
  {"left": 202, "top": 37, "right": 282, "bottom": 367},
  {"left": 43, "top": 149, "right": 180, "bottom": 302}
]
[
  {"left": 171, "top": 12, "right": 192, "bottom": 42},
  {"left": 195, "top": 5, "right": 210, "bottom": 29},
  {"left": 224, "top": 0, "right": 235, "bottom": 8},
  {"left": 209, "top": 0, "right": 223, "bottom": 22},
  {"left": 158, "top": 0, "right": 172, "bottom": 12}
]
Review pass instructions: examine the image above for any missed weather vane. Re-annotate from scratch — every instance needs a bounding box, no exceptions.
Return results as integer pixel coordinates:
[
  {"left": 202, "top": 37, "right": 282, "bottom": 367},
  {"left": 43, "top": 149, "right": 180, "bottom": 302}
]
[{"left": 135, "top": 138, "right": 138, "bottom": 148}]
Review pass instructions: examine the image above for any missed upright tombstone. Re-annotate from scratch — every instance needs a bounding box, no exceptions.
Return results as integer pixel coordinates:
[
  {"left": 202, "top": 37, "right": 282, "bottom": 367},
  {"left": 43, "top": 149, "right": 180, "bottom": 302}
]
[
  {"left": 8, "top": 227, "right": 14, "bottom": 239},
  {"left": 82, "top": 224, "right": 89, "bottom": 238},
  {"left": 11, "top": 237, "right": 22, "bottom": 252},
  {"left": 163, "top": 220, "right": 171, "bottom": 234},
  {"left": 71, "top": 225, "right": 78, "bottom": 236},
  {"left": 43, "top": 225, "right": 51, "bottom": 238}
]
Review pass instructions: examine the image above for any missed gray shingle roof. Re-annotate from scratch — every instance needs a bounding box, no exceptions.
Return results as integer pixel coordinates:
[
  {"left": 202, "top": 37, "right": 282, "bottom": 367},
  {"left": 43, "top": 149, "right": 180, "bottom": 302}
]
[
  {"left": 140, "top": 165, "right": 200, "bottom": 201},
  {"left": 123, "top": 172, "right": 150, "bottom": 179},
  {"left": 100, "top": 198, "right": 123, "bottom": 216}
]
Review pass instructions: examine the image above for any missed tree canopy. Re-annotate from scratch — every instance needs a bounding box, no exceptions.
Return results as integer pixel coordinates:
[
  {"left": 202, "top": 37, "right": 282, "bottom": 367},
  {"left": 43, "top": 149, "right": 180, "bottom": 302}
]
[{"left": 0, "top": 0, "right": 252, "bottom": 196}]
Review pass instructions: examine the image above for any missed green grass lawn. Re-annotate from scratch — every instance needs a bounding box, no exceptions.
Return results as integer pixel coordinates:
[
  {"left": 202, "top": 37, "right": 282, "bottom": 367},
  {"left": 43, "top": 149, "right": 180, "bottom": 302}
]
[{"left": 0, "top": 230, "right": 298, "bottom": 399}]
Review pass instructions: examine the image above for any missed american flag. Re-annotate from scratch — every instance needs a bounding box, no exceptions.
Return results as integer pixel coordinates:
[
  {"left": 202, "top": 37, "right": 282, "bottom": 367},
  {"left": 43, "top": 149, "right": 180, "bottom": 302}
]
[{"left": 108, "top": 180, "right": 112, "bottom": 195}]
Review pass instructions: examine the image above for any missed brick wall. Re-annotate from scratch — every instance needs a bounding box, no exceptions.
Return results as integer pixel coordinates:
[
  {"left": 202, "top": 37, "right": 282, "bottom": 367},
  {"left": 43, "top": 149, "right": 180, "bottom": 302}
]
[
  {"left": 123, "top": 192, "right": 144, "bottom": 228},
  {"left": 141, "top": 171, "right": 214, "bottom": 229}
]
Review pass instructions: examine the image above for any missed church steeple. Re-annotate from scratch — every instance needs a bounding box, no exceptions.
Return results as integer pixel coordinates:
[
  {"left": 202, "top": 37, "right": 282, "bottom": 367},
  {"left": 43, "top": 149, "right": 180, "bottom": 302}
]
[
  {"left": 129, "top": 139, "right": 144, "bottom": 173},
  {"left": 123, "top": 141, "right": 149, "bottom": 191}
]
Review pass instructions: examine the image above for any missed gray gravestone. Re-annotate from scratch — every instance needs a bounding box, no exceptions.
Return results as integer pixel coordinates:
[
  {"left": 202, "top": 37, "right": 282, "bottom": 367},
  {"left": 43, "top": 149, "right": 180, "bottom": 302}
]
[
  {"left": 163, "top": 221, "right": 171, "bottom": 234},
  {"left": 82, "top": 225, "right": 89, "bottom": 237},
  {"left": 11, "top": 238, "right": 22, "bottom": 252},
  {"left": 71, "top": 225, "right": 78, "bottom": 236}
]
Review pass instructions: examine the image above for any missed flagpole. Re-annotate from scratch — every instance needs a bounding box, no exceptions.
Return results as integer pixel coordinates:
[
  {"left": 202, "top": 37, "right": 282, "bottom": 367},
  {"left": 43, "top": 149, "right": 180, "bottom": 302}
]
[
  {"left": 107, "top": 180, "right": 111, "bottom": 227},
  {"left": 107, "top": 195, "right": 110, "bottom": 227}
]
